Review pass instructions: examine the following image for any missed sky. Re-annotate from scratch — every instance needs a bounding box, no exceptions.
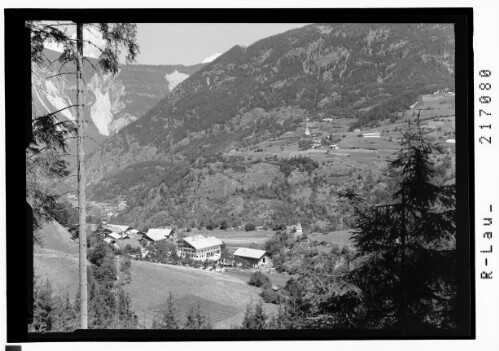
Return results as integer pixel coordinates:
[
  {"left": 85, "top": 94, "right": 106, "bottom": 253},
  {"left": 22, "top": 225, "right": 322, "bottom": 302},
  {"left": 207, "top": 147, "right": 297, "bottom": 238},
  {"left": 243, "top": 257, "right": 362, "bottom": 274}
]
[
  {"left": 43, "top": 23, "right": 309, "bottom": 65},
  {"left": 134, "top": 23, "right": 309, "bottom": 65}
]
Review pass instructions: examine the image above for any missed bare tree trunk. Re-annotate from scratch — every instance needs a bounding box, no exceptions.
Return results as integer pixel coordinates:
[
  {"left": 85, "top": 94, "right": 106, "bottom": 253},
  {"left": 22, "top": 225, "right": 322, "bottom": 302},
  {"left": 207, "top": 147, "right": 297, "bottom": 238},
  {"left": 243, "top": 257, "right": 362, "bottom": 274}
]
[{"left": 76, "top": 22, "right": 88, "bottom": 329}]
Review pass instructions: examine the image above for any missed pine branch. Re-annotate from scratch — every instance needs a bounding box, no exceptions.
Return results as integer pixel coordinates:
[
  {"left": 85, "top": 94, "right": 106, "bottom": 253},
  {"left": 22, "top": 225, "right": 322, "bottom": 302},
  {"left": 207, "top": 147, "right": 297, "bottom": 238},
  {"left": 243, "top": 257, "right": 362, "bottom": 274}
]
[
  {"left": 46, "top": 72, "right": 77, "bottom": 80},
  {"left": 39, "top": 104, "right": 79, "bottom": 118}
]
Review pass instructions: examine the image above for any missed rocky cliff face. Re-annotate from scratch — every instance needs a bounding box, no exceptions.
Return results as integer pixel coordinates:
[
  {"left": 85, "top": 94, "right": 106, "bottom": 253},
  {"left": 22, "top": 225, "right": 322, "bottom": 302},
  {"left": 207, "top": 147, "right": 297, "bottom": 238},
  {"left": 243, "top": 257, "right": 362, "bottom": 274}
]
[{"left": 31, "top": 49, "right": 204, "bottom": 152}]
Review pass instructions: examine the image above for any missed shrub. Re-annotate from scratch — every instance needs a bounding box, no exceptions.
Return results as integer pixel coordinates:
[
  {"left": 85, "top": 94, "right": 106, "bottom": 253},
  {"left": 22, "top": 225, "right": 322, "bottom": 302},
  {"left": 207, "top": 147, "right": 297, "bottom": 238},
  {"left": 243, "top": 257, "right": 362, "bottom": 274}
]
[
  {"left": 248, "top": 271, "right": 271, "bottom": 288},
  {"left": 272, "top": 223, "right": 286, "bottom": 231},
  {"left": 220, "top": 220, "right": 229, "bottom": 230},
  {"left": 245, "top": 223, "right": 256, "bottom": 231},
  {"left": 260, "top": 287, "right": 282, "bottom": 304}
]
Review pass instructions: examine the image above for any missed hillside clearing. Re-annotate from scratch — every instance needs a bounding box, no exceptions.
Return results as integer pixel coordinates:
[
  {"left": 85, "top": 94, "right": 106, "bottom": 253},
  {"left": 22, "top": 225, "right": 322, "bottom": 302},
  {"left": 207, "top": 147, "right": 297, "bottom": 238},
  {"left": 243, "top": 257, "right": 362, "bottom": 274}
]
[
  {"left": 309, "top": 230, "right": 353, "bottom": 247},
  {"left": 199, "top": 229, "right": 274, "bottom": 248},
  {"left": 125, "top": 260, "right": 278, "bottom": 329}
]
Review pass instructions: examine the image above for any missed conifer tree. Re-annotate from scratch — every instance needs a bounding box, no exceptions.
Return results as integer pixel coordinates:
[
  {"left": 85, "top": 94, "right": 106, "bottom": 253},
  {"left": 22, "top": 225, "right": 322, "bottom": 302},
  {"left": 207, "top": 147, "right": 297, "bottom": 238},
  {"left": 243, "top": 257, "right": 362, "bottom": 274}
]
[
  {"left": 347, "top": 120, "right": 456, "bottom": 329},
  {"left": 30, "top": 279, "right": 56, "bottom": 332},
  {"left": 28, "top": 21, "right": 139, "bottom": 329},
  {"left": 241, "top": 300, "right": 268, "bottom": 329},
  {"left": 55, "top": 291, "right": 79, "bottom": 331},
  {"left": 155, "top": 292, "right": 179, "bottom": 329},
  {"left": 184, "top": 304, "right": 211, "bottom": 329}
]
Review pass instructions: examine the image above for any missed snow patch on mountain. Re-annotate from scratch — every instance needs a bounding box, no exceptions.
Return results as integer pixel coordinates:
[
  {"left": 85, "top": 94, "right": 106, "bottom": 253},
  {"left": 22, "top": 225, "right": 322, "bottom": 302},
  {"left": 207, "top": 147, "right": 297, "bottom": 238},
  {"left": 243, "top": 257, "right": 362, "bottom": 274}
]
[
  {"left": 165, "top": 70, "right": 189, "bottom": 91},
  {"left": 202, "top": 53, "right": 222, "bottom": 63}
]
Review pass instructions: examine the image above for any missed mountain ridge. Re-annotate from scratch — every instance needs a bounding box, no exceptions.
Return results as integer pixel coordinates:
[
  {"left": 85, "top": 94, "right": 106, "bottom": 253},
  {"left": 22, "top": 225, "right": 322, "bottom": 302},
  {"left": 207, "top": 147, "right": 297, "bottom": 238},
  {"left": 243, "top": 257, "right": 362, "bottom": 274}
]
[
  {"left": 82, "top": 23, "right": 456, "bottom": 230},
  {"left": 32, "top": 49, "right": 205, "bottom": 154},
  {"left": 86, "top": 23, "right": 454, "bottom": 183}
]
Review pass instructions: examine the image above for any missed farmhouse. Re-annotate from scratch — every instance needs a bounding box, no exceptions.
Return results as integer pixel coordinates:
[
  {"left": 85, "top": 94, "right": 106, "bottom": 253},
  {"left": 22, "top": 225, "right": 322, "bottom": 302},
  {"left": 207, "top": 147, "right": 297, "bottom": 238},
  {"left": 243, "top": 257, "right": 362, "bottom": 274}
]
[
  {"left": 98, "top": 224, "right": 132, "bottom": 238},
  {"left": 233, "top": 248, "right": 272, "bottom": 269},
  {"left": 177, "top": 235, "right": 223, "bottom": 261},
  {"left": 143, "top": 228, "right": 173, "bottom": 243},
  {"left": 322, "top": 118, "right": 333, "bottom": 122},
  {"left": 107, "top": 232, "right": 121, "bottom": 240}
]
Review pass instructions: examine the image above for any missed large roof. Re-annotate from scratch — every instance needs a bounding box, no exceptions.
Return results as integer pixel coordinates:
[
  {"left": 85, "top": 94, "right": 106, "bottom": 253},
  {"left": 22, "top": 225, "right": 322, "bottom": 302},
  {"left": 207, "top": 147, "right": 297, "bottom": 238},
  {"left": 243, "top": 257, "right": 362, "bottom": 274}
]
[
  {"left": 182, "top": 235, "right": 222, "bottom": 250},
  {"left": 145, "top": 228, "right": 172, "bottom": 241},
  {"left": 233, "top": 247, "right": 267, "bottom": 260},
  {"left": 107, "top": 232, "right": 121, "bottom": 240}
]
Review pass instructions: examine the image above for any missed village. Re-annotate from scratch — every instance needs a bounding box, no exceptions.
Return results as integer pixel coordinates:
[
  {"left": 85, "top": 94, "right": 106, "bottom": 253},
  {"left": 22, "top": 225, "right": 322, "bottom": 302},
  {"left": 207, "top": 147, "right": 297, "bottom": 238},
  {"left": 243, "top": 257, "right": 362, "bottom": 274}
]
[{"left": 93, "top": 221, "right": 304, "bottom": 274}]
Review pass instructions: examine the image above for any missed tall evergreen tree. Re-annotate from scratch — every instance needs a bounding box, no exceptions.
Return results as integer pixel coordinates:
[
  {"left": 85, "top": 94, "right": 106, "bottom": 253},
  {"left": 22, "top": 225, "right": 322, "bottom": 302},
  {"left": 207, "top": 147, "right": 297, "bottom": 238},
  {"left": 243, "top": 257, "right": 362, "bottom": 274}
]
[
  {"left": 30, "top": 279, "right": 56, "bottom": 333},
  {"left": 184, "top": 304, "right": 212, "bottom": 329},
  {"left": 28, "top": 21, "right": 139, "bottom": 329},
  {"left": 154, "top": 292, "right": 179, "bottom": 329},
  {"left": 241, "top": 300, "right": 268, "bottom": 329},
  {"left": 347, "top": 120, "right": 456, "bottom": 329}
]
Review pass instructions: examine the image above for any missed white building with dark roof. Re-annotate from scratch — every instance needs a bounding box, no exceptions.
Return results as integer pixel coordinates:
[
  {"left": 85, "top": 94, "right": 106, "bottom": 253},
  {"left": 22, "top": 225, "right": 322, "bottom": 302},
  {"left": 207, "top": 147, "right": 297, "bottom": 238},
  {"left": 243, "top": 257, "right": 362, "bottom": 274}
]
[
  {"left": 233, "top": 247, "right": 272, "bottom": 268},
  {"left": 177, "top": 235, "right": 223, "bottom": 261}
]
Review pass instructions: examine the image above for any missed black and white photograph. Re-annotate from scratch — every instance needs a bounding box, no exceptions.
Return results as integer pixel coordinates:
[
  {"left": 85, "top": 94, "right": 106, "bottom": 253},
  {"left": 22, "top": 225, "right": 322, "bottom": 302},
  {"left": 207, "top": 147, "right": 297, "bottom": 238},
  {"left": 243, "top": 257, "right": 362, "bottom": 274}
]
[{"left": 2, "top": 6, "right": 479, "bottom": 345}]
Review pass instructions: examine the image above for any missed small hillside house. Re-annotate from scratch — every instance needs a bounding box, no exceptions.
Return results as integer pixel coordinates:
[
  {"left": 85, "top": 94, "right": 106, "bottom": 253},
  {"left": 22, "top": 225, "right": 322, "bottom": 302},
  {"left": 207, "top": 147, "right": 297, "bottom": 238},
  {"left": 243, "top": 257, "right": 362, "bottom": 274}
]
[
  {"left": 177, "top": 235, "right": 223, "bottom": 261},
  {"left": 287, "top": 223, "right": 303, "bottom": 238},
  {"left": 107, "top": 232, "right": 121, "bottom": 240},
  {"left": 98, "top": 224, "right": 132, "bottom": 238},
  {"left": 143, "top": 228, "right": 173, "bottom": 243},
  {"left": 233, "top": 248, "right": 272, "bottom": 268}
]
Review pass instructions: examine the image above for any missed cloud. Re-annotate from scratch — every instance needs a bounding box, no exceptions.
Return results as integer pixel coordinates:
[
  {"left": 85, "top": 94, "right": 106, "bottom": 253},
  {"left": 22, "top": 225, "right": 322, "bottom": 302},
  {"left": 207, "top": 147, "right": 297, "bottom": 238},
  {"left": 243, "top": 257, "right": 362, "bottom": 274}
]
[{"left": 202, "top": 53, "right": 222, "bottom": 63}]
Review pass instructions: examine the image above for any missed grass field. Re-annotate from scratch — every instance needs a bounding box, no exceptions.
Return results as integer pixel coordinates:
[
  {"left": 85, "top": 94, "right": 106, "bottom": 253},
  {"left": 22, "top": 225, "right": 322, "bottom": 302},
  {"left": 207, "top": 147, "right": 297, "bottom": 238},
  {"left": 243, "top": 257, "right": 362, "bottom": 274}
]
[
  {"left": 309, "top": 230, "right": 353, "bottom": 248},
  {"left": 224, "top": 269, "right": 293, "bottom": 288},
  {"left": 37, "top": 220, "right": 79, "bottom": 255},
  {"left": 126, "top": 260, "right": 278, "bottom": 328},
  {"left": 34, "top": 220, "right": 81, "bottom": 296},
  {"left": 193, "top": 229, "right": 274, "bottom": 249},
  {"left": 34, "top": 251, "right": 81, "bottom": 297}
]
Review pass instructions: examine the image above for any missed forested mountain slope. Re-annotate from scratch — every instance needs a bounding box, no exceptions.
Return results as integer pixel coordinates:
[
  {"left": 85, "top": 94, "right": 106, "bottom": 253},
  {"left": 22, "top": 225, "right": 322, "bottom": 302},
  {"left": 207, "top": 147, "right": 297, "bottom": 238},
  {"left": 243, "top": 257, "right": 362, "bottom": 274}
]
[{"left": 84, "top": 23, "right": 455, "bottom": 230}]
